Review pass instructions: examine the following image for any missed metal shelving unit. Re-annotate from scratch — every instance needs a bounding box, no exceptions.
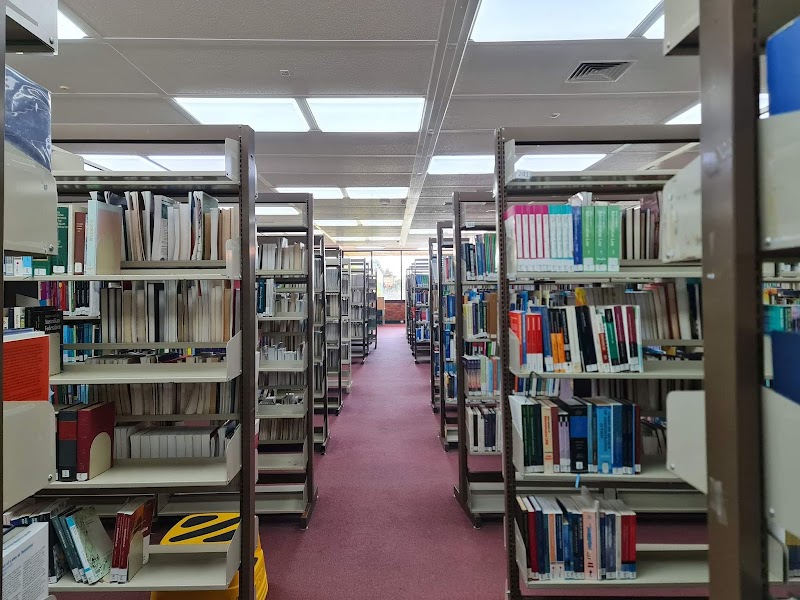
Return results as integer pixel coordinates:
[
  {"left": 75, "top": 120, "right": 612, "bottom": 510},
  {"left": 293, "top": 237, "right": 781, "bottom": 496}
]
[
  {"left": 493, "top": 125, "right": 709, "bottom": 599},
  {"left": 406, "top": 258, "right": 431, "bottom": 363},
  {"left": 17, "top": 124, "right": 260, "bottom": 597},
  {"left": 340, "top": 258, "right": 353, "bottom": 393},
  {"left": 428, "top": 234, "right": 443, "bottom": 414},
  {"left": 367, "top": 271, "right": 378, "bottom": 349},
  {"left": 350, "top": 257, "right": 369, "bottom": 363},
  {"left": 433, "top": 224, "right": 457, "bottom": 448},
  {"left": 312, "top": 234, "right": 330, "bottom": 453},
  {"left": 324, "top": 246, "right": 344, "bottom": 419},
  {"left": 254, "top": 192, "right": 317, "bottom": 528},
  {"left": 450, "top": 192, "right": 504, "bottom": 526}
]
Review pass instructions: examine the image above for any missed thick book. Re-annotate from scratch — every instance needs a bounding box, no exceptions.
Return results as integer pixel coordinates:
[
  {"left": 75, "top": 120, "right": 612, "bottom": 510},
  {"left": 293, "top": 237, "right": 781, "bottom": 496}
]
[
  {"left": 65, "top": 507, "right": 113, "bottom": 584},
  {"left": 76, "top": 401, "right": 115, "bottom": 481},
  {"left": 3, "top": 331, "right": 49, "bottom": 400},
  {"left": 3, "top": 522, "right": 49, "bottom": 597},
  {"left": 85, "top": 199, "right": 123, "bottom": 275}
]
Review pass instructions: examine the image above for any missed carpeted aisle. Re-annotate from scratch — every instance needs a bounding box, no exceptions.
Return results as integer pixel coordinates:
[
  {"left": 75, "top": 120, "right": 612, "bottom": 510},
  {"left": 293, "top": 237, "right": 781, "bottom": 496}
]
[{"left": 262, "top": 324, "right": 506, "bottom": 599}]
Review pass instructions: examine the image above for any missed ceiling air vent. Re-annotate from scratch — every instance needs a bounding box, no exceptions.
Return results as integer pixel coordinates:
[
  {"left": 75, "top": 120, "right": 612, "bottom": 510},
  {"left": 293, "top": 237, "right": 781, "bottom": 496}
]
[{"left": 566, "top": 61, "right": 634, "bottom": 83}]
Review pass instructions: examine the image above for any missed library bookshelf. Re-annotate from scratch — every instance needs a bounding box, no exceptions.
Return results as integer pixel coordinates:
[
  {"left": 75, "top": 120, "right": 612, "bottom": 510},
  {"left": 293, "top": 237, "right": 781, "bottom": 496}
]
[
  {"left": 492, "top": 125, "right": 716, "bottom": 599},
  {"left": 450, "top": 192, "right": 504, "bottom": 527},
  {"left": 350, "top": 257, "right": 370, "bottom": 364},
  {"left": 433, "top": 222, "right": 457, "bottom": 448},
  {"left": 324, "top": 246, "right": 345, "bottom": 417},
  {"left": 367, "top": 271, "right": 378, "bottom": 349},
  {"left": 340, "top": 258, "right": 353, "bottom": 393},
  {"left": 254, "top": 192, "right": 317, "bottom": 527},
  {"left": 428, "top": 232, "right": 446, "bottom": 415},
  {"left": 312, "top": 234, "right": 331, "bottom": 452},
  {"left": 406, "top": 258, "right": 431, "bottom": 363},
  {"left": 10, "top": 124, "right": 260, "bottom": 597}
]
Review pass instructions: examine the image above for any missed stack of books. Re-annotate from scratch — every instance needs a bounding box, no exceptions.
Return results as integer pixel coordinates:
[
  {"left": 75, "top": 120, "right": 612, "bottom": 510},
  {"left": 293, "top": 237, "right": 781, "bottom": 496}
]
[
  {"left": 117, "top": 422, "right": 236, "bottom": 459},
  {"left": 441, "top": 256, "right": 456, "bottom": 283},
  {"left": 258, "top": 237, "right": 306, "bottom": 271},
  {"left": 466, "top": 406, "right": 501, "bottom": 452},
  {"left": 463, "top": 290, "right": 498, "bottom": 338},
  {"left": 463, "top": 354, "right": 500, "bottom": 397},
  {"left": 413, "top": 274, "right": 429, "bottom": 288},
  {"left": 259, "top": 418, "right": 306, "bottom": 442},
  {"left": 510, "top": 395, "right": 641, "bottom": 476},
  {"left": 514, "top": 493, "right": 637, "bottom": 581}
]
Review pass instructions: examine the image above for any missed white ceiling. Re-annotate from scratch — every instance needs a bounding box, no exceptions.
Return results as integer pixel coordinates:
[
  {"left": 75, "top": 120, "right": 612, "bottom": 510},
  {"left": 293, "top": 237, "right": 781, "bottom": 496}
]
[{"left": 8, "top": 0, "right": 700, "bottom": 250}]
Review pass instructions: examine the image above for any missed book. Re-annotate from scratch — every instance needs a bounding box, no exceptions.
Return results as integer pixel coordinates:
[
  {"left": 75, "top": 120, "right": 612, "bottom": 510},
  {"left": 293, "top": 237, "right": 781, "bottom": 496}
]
[
  {"left": 3, "top": 522, "right": 49, "bottom": 597},
  {"left": 65, "top": 507, "right": 113, "bottom": 584},
  {"left": 113, "top": 497, "right": 154, "bottom": 583},
  {"left": 76, "top": 401, "right": 115, "bottom": 481},
  {"left": 2, "top": 330, "right": 49, "bottom": 400},
  {"left": 85, "top": 199, "right": 123, "bottom": 275}
]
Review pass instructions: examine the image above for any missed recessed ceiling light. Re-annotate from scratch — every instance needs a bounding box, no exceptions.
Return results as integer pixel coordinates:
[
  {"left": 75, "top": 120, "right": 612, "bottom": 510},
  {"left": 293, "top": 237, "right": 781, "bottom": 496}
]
[
  {"left": 315, "top": 219, "right": 359, "bottom": 227},
  {"left": 471, "top": 0, "right": 660, "bottom": 42},
  {"left": 345, "top": 187, "right": 409, "bottom": 199},
  {"left": 174, "top": 98, "right": 310, "bottom": 132},
  {"left": 409, "top": 228, "right": 438, "bottom": 235},
  {"left": 80, "top": 154, "right": 164, "bottom": 171},
  {"left": 666, "top": 103, "right": 701, "bottom": 125},
  {"left": 306, "top": 98, "right": 425, "bottom": 133},
  {"left": 428, "top": 155, "right": 494, "bottom": 175},
  {"left": 643, "top": 15, "right": 665, "bottom": 39},
  {"left": 255, "top": 206, "right": 300, "bottom": 216},
  {"left": 275, "top": 187, "right": 344, "bottom": 199},
  {"left": 58, "top": 11, "right": 88, "bottom": 39},
  {"left": 148, "top": 155, "right": 226, "bottom": 171},
  {"left": 359, "top": 219, "right": 403, "bottom": 227},
  {"left": 514, "top": 154, "right": 607, "bottom": 172}
]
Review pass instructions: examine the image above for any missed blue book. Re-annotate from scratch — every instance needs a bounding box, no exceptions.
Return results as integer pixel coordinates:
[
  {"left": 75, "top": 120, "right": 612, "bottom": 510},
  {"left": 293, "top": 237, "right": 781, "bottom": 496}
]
[
  {"left": 593, "top": 400, "right": 613, "bottom": 474},
  {"left": 572, "top": 205, "right": 583, "bottom": 271},
  {"left": 767, "top": 16, "right": 800, "bottom": 116},
  {"left": 611, "top": 400, "right": 624, "bottom": 475},
  {"left": 771, "top": 331, "right": 800, "bottom": 405},
  {"left": 586, "top": 398, "right": 595, "bottom": 473}
]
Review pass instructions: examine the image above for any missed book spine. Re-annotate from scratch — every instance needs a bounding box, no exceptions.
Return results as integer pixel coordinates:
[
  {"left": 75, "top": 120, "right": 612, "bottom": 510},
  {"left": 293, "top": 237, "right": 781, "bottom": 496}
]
[
  {"left": 532, "top": 402, "right": 544, "bottom": 472},
  {"left": 572, "top": 206, "right": 583, "bottom": 272},
  {"left": 53, "top": 515, "right": 83, "bottom": 582},
  {"left": 607, "top": 205, "right": 621, "bottom": 272},
  {"left": 595, "top": 205, "right": 608, "bottom": 272},
  {"left": 612, "top": 403, "right": 624, "bottom": 475},
  {"left": 569, "top": 405, "right": 588, "bottom": 473},
  {"left": 597, "top": 406, "right": 612, "bottom": 474},
  {"left": 582, "top": 206, "right": 595, "bottom": 272},
  {"left": 84, "top": 201, "right": 98, "bottom": 276},
  {"left": 65, "top": 515, "right": 95, "bottom": 584},
  {"left": 54, "top": 206, "right": 70, "bottom": 274},
  {"left": 542, "top": 404, "right": 554, "bottom": 473}
]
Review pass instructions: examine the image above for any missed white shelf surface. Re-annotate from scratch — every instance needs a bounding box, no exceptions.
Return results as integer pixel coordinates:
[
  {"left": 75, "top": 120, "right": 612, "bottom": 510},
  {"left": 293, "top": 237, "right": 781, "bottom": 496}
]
[
  {"left": 509, "top": 263, "right": 702, "bottom": 284},
  {"left": 258, "top": 314, "right": 306, "bottom": 322},
  {"left": 3, "top": 402, "right": 56, "bottom": 510},
  {"left": 7, "top": 268, "right": 238, "bottom": 282},
  {"left": 256, "top": 269, "right": 307, "bottom": 277},
  {"left": 258, "top": 358, "right": 306, "bottom": 372},
  {"left": 50, "top": 526, "right": 240, "bottom": 592},
  {"left": 51, "top": 332, "right": 241, "bottom": 385},
  {"left": 516, "top": 456, "right": 680, "bottom": 484},
  {"left": 512, "top": 360, "right": 703, "bottom": 380},
  {"left": 257, "top": 444, "right": 307, "bottom": 472},
  {"left": 256, "top": 403, "right": 306, "bottom": 419}
]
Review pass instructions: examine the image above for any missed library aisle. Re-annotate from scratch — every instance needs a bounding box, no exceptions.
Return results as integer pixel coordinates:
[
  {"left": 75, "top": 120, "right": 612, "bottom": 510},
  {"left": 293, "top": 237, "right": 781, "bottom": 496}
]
[{"left": 264, "top": 324, "right": 505, "bottom": 600}]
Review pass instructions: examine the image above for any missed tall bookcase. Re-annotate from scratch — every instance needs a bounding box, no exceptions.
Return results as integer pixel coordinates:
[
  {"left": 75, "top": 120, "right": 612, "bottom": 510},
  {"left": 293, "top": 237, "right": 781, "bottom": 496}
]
[
  {"left": 367, "top": 271, "right": 378, "bottom": 350},
  {"left": 350, "top": 258, "right": 369, "bottom": 364},
  {"left": 428, "top": 234, "right": 443, "bottom": 414},
  {"left": 492, "top": 125, "right": 715, "bottom": 599},
  {"left": 451, "top": 192, "right": 504, "bottom": 526},
  {"left": 340, "top": 257, "right": 353, "bottom": 393},
  {"left": 663, "top": 4, "right": 800, "bottom": 599},
  {"left": 11, "top": 124, "right": 259, "bottom": 596},
  {"left": 312, "top": 234, "right": 330, "bottom": 453},
  {"left": 324, "top": 246, "right": 344, "bottom": 418},
  {"left": 407, "top": 259, "right": 431, "bottom": 364},
  {"left": 254, "top": 192, "right": 317, "bottom": 528},
  {"left": 433, "top": 223, "right": 457, "bottom": 448}
]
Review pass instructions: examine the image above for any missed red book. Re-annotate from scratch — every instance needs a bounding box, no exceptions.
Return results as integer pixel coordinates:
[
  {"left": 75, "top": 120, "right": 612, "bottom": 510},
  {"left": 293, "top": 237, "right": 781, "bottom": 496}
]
[
  {"left": 525, "top": 499, "right": 538, "bottom": 578},
  {"left": 509, "top": 310, "right": 525, "bottom": 368},
  {"left": 625, "top": 305, "right": 641, "bottom": 371},
  {"left": 77, "top": 401, "right": 115, "bottom": 481},
  {"left": 3, "top": 333, "right": 49, "bottom": 401},
  {"left": 612, "top": 306, "right": 629, "bottom": 370},
  {"left": 74, "top": 211, "right": 87, "bottom": 274}
]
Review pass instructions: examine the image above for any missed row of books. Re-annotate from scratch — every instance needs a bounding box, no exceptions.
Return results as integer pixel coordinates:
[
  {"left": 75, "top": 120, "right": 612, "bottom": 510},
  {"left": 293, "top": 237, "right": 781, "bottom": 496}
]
[
  {"left": 578, "top": 378, "right": 701, "bottom": 414},
  {"left": 55, "top": 381, "right": 237, "bottom": 416},
  {"left": 256, "top": 284, "right": 306, "bottom": 317},
  {"left": 510, "top": 395, "right": 642, "bottom": 475},
  {"left": 412, "top": 274, "right": 429, "bottom": 288},
  {"left": 6, "top": 499, "right": 154, "bottom": 586},
  {"left": 325, "top": 266, "right": 340, "bottom": 292},
  {"left": 463, "top": 354, "right": 501, "bottom": 397},
  {"left": 118, "top": 422, "right": 236, "bottom": 459},
  {"left": 441, "top": 293, "right": 457, "bottom": 320},
  {"left": 34, "top": 280, "right": 100, "bottom": 317},
  {"left": 415, "top": 326, "right": 430, "bottom": 342},
  {"left": 441, "top": 256, "right": 456, "bottom": 284},
  {"left": 259, "top": 341, "right": 305, "bottom": 362},
  {"left": 463, "top": 291, "right": 498, "bottom": 338},
  {"left": 258, "top": 371, "right": 306, "bottom": 389},
  {"left": 510, "top": 304, "right": 644, "bottom": 375},
  {"left": 412, "top": 291, "right": 428, "bottom": 305},
  {"left": 765, "top": 304, "right": 800, "bottom": 333},
  {"left": 258, "top": 417, "right": 306, "bottom": 442},
  {"left": 512, "top": 374, "right": 562, "bottom": 398},
  {"left": 466, "top": 406, "right": 501, "bottom": 452},
  {"left": 257, "top": 237, "right": 306, "bottom": 271},
  {"left": 514, "top": 493, "right": 637, "bottom": 581},
  {"left": 461, "top": 233, "right": 498, "bottom": 280},
  {"left": 98, "top": 281, "right": 237, "bottom": 344}
]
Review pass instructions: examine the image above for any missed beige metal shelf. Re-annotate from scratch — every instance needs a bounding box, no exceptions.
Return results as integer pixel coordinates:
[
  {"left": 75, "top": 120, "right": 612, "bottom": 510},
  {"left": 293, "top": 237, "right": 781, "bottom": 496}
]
[
  {"left": 511, "top": 360, "right": 703, "bottom": 380},
  {"left": 256, "top": 404, "right": 306, "bottom": 419},
  {"left": 3, "top": 402, "right": 56, "bottom": 510}
]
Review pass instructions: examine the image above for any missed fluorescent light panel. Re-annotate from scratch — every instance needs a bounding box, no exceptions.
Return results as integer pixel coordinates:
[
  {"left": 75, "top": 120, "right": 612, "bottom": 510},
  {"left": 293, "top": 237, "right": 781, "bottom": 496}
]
[
  {"left": 255, "top": 206, "right": 300, "bottom": 216},
  {"left": 471, "top": 0, "right": 660, "bottom": 42},
  {"left": 345, "top": 187, "right": 409, "bottom": 200},
  {"left": 428, "top": 155, "right": 494, "bottom": 175},
  {"left": 174, "top": 98, "right": 309, "bottom": 132},
  {"left": 359, "top": 219, "right": 403, "bottom": 227},
  {"left": 514, "top": 154, "right": 607, "bottom": 172},
  {"left": 275, "top": 187, "right": 344, "bottom": 199},
  {"left": 58, "top": 11, "right": 88, "bottom": 39},
  {"left": 148, "top": 155, "right": 226, "bottom": 171},
  {"left": 80, "top": 154, "right": 164, "bottom": 172},
  {"left": 306, "top": 98, "right": 425, "bottom": 133},
  {"left": 667, "top": 95, "right": 769, "bottom": 125},
  {"left": 315, "top": 219, "right": 359, "bottom": 227}
]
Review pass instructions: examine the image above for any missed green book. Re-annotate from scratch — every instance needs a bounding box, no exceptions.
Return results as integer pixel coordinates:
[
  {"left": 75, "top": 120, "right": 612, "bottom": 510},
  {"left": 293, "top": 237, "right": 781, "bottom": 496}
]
[
  {"left": 32, "top": 258, "right": 51, "bottom": 276},
  {"left": 607, "top": 205, "right": 621, "bottom": 272},
  {"left": 603, "top": 309, "right": 620, "bottom": 372},
  {"left": 53, "top": 206, "right": 69, "bottom": 274},
  {"left": 595, "top": 205, "right": 609, "bottom": 272},
  {"left": 581, "top": 206, "right": 595, "bottom": 272}
]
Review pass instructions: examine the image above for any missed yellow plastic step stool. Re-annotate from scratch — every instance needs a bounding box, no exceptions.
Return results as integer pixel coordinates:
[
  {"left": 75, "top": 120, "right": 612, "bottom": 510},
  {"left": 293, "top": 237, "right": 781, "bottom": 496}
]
[{"left": 151, "top": 513, "right": 268, "bottom": 600}]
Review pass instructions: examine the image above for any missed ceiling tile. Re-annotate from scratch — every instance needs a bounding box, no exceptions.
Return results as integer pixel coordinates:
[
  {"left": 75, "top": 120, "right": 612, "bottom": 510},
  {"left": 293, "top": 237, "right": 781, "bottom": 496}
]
[
  {"left": 254, "top": 132, "right": 419, "bottom": 156},
  {"left": 443, "top": 93, "right": 700, "bottom": 129},
  {"left": 111, "top": 40, "right": 435, "bottom": 96},
  {"left": 63, "top": 0, "right": 444, "bottom": 40},
  {"left": 256, "top": 155, "right": 414, "bottom": 176},
  {"left": 455, "top": 40, "right": 699, "bottom": 96},
  {"left": 7, "top": 41, "right": 161, "bottom": 94},
  {"left": 434, "top": 130, "right": 495, "bottom": 154},
  {"left": 264, "top": 173, "right": 412, "bottom": 188},
  {"left": 50, "top": 95, "right": 192, "bottom": 124}
]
